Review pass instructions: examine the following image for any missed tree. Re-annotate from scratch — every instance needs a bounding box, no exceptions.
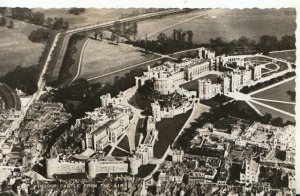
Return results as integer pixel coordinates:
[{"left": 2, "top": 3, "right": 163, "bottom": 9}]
[
  {"left": 7, "top": 20, "right": 14, "bottom": 28},
  {"left": 187, "top": 30, "right": 193, "bottom": 45},
  {"left": 28, "top": 28, "right": 51, "bottom": 43},
  {"left": 258, "top": 35, "right": 279, "bottom": 54},
  {"left": 271, "top": 117, "right": 283, "bottom": 127},
  {"left": 157, "top": 32, "right": 168, "bottom": 43},
  {"left": 0, "top": 16, "right": 7, "bottom": 26},
  {"left": 30, "top": 11, "right": 45, "bottom": 25},
  {"left": 46, "top": 17, "right": 53, "bottom": 28},
  {"left": 68, "top": 8, "right": 86, "bottom": 15}
]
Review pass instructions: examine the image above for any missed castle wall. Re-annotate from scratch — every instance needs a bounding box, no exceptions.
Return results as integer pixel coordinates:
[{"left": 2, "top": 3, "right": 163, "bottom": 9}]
[
  {"left": 87, "top": 160, "right": 128, "bottom": 179},
  {"left": 46, "top": 157, "right": 86, "bottom": 179}
]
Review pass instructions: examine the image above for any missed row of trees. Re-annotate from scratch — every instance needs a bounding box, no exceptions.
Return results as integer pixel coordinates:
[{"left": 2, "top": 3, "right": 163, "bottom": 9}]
[
  {"left": 210, "top": 34, "right": 296, "bottom": 55},
  {"left": 11, "top": 8, "right": 69, "bottom": 30},
  {"left": 128, "top": 28, "right": 195, "bottom": 54},
  {"left": 110, "top": 21, "right": 138, "bottom": 43},
  {"left": 129, "top": 28, "right": 295, "bottom": 55}
]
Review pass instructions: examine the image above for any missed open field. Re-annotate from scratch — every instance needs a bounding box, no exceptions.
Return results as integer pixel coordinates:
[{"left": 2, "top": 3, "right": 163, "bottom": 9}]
[
  {"left": 33, "top": 8, "right": 153, "bottom": 29},
  {"left": 256, "top": 100, "right": 295, "bottom": 114},
  {"left": 154, "top": 109, "right": 192, "bottom": 158},
  {"left": 180, "top": 74, "right": 219, "bottom": 91},
  {"left": 136, "top": 8, "right": 296, "bottom": 43},
  {"left": 0, "top": 20, "right": 45, "bottom": 76},
  {"left": 251, "top": 102, "right": 295, "bottom": 122},
  {"left": 252, "top": 79, "right": 295, "bottom": 102},
  {"left": 80, "top": 40, "right": 159, "bottom": 79},
  {"left": 268, "top": 50, "right": 296, "bottom": 63}
]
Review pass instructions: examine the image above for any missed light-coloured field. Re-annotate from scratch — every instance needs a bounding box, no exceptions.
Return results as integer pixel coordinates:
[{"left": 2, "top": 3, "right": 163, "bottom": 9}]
[
  {"left": 268, "top": 50, "right": 296, "bottom": 63},
  {"left": 33, "top": 8, "right": 151, "bottom": 29},
  {"left": 0, "top": 19, "right": 45, "bottom": 76},
  {"left": 137, "top": 8, "right": 296, "bottom": 43},
  {"left": 80, "top": 40, "right": 159, "bottom": 79}
]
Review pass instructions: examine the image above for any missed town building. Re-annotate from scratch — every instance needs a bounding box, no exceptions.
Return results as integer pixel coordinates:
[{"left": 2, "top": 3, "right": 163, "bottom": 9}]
[{"left": 240, "top": 159, "right": 260, "bottom": 183}]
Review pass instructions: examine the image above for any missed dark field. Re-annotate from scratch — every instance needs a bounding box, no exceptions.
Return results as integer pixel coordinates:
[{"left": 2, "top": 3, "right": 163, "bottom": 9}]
[
  {"left": 256, "top": 100, "right": 295, "bottom": 114},
  {"left": 251, "top": 102, "right": 295, "bottom": 122},
  {"left": 154, "top": 109, "right": 192, "bottom": 158},
  {"left": 252, "top": 79, "right": 295, "bottom": 102}
]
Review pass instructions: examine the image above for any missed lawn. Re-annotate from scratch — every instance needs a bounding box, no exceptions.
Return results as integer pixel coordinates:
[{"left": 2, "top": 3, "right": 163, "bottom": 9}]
[
  {"left": 255, "top": 100, "right": 295, "bottom": 114},
  {"left": 251, "top": 102, "right": 295, "bottom": 122},
  {"left": 268, "top": 50, "right": 296, "bottom": 63},
  {"left": 117, "top": 135, "right": 130, "bottom": 152},
  {"left": 111, "top": 148, "right": 130, "bottom": 157},
  {"left": 0, "top": 19, "right": 45, "bottom": 76},
  {"left": 32, "top": 8, "right": 153, "bottom": 29},
  {"left": 80, "top": 40, "right": 160, "bottom": 79},
  {"left": 136, "top": 8, "right": 296, "bottom": 43},
  {"left": 261, "top": 68, "right": 271, "bottom": 74},
  {"left": 265, "top": 63, "right": 278, "bottom": 70},
  {"left": 180, "top": 74, "right": 219, "bottom": 91},
  {"left": 154, "top": 109, "right": 192, "bottom": 158},
  {"left": 252, "top": 79, "right": 295, "bottom": 102}
]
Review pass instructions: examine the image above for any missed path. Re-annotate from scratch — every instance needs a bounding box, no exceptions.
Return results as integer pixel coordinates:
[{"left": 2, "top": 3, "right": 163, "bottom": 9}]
[
  {"left": 87, "top": 57, "right": 163, "bottom": 81},
  {"left": 252, "top": 97, "right": 295, "bottom": 105},
  {"left": 71, "top": 38, "right": 90, "bottom": 82},
  {"left": 269, "top": 49, "right": 296, "bottom": 54},
  {"left": 249, "top": 99, "right": 295, "bottom": 118}
]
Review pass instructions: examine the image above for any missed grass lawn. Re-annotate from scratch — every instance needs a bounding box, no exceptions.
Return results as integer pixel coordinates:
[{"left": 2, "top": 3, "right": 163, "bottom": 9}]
[
  {"left": 252, "top": 79, "right": 295, "bottom": 102},
  {"left": 117, "top": 135, "right": 130, "bottom": 152},
  {"left": 256, "top": 100, "right": 295, "bottom": 114},
  {"left": 0, "top": 19, "right": 45, "bottom": 76},
  {"left": 180, "top": 74, "right": 219, "bottom": 91},
  {"left": 80, "top": 40, "right": 160, "bottom": 79},
  {"left": 154, "top": 109, "right": 192, "bottom": 158},
  {"left": 269, "top": 50, "right": 296, "bottom": 63},
  {"left": 111, "top": 148, "right": 129, "bottom": 157},
  {"left": 33, "top": 8, "right": 152, "bottom": 29},
  {"left": 261, "top": 68, "right": 271, "bottom": 74},
  {"left": 137, "top": 8, "right": 296, "bottom": 43},
  {"left": 251, "top": 102, "right": 295, "bottom": 122},
  {"left": 265, "top": 63, "right": 278, "bottom": 70}
]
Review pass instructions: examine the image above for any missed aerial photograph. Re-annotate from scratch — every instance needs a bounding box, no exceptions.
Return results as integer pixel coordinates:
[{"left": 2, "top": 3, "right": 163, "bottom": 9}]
[{"left": 0, "top": 6, "right": 296, "bottom": 196}]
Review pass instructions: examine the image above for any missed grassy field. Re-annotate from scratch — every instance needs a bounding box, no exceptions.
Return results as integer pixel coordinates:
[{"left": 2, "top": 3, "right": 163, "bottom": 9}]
[
  {"left": 252, "top": 102, "right": 295, "bottom": 122},
  {"left": 80, "top": 40, "right": 160, "bottom": 79},
  {"left": 268, "top": 50, "right": 296, "bottom": 63},
  {"left": 180, "top": 74, "right": 219, "bottom": 91},
  {"left": 0, "top": 19, "right": 45, "bottom": 76},
  {"left": 136, "top": 8, "right": 296, "bottom": 43},
  {"left": 256, "top": 100, "right": 295, "bottom": 114},
  {"left": 33, "top": 8, "right": 152, "bottom": 29},
  {"left": 252, "top": 79, "right": 295, "bottom": 102}
]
